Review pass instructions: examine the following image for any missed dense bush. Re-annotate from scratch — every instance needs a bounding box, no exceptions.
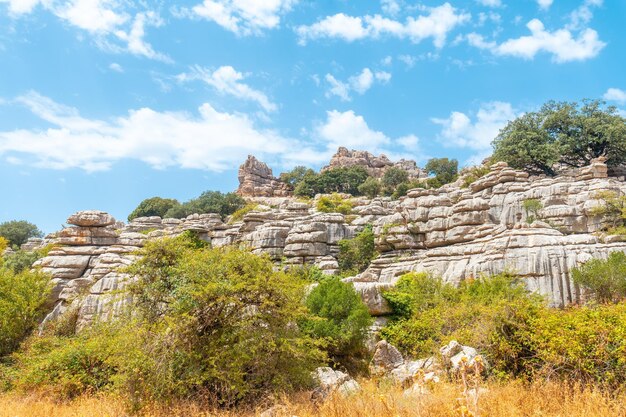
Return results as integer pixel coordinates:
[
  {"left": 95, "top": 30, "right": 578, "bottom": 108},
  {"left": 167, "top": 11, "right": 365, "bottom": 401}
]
[
  {"left": 0, "top": 267, "right": 50, "bottom": 357},
  {"left": 128, "top": 197, "right": 181, "bottom": 221},
  {"left": 572, "top": 251, "right": 626, "bottom": 303},
  {"left": 0, "top": 237, "right": 8, "bottom": 254},
  {"left": 0, "top": 220, "right": 43, "bottom": 249},
  {"left": 302, "top": 277, "right": 372, "bottom": 372},
  {"left": 7, "top": 235, "right": 325, "bottom": 407},
  {"left": 164, "top": 191, "right": 246, "bottom": 220},
  {"left": 337, "top": 225, "right": 376, "bottom": 275},
  {"left": 492, "top": 99, "right": 626, "bottom": 175},
  {"left": 381, "top": 272, "right": 543, "bottom": 360},
  {"left": 523, "top": 199, "right": 543, "bottom": 224},
  {"left": 279, "top": 166, "right": 316, "bottom": 188},
  {"left": 316, "top": 194, "right": 353, "bottom": 214},
  {"left": 461, "top": 166, "right": 490, "bottom": 188},
  {"left": 588, "top": 191, "right": 626, "bottom": 233}
]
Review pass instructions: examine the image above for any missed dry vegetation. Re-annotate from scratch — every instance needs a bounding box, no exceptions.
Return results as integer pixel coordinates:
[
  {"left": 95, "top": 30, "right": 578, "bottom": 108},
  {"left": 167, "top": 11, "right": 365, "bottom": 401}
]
[{"left": 2, "top": 379, "right": 625, "bottom": 417}]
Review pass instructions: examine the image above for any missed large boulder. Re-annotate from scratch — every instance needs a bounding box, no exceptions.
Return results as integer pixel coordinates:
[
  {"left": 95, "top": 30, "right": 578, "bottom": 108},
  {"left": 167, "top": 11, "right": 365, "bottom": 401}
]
[
  {"left": 236, "top": 155, "right": 292, "bottom": 197},
  {"left": 67, "top": 210, "right": 116, "bottom": 227},
  {"left": 312, "top": 367, "right": 360, "bottom": 400}
]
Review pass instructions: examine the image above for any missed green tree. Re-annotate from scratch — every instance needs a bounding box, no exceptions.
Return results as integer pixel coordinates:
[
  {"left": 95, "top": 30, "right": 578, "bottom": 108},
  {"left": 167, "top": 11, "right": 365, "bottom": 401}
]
[
  {"left": 294, "top": 166, "right": 371, "bottom": 197},
  {"left": 357, "top": 177, "right": 381, "bottom": 198},
  {"left": 492, "top": 100, "right": 626, "bottom": 175},
  {"left": 424, "top": 158, "right": 458, "bottom": 188},
  {"left": 337, "top": 225, "right": 376, "bottom": 275},
  {"left": 382, "top": 167, "right": 409, "bottom": 195},
  {"left": 164, "top": 191, "right": 245, "bottom": 220},
  {"left": 0, "top": 220, "right": 43, "bottom": 249},
  {"left": 279, "top": 166, "right": 316, "bottom": 188},
  {"left": 0, "top": 267, "right": 50, "bottom": 357},
  {"left": 128, "top": 197, "right": 181, "bottom": 221},
  {"left": 302, "top": 277, "right": 372, "bottom": 372},
  {"left": 572, "top": 251, "right": 626, "bottom": 304}
]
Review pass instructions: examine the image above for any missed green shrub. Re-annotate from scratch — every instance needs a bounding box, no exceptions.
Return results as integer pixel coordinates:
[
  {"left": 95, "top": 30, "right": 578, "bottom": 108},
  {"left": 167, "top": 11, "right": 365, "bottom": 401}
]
[
  {"left": 425, "top": 158, "right": 458, "bottom": 188},
  {"left": 0, "top": 237, "right": 8, "bottom": 254},
  {"left": 0, "top": 220, "right": 43, "bottom": 249},
  {"left": 461, "top": 166, "right": 490, "bottom": 188},
  {"left": 279, "top": 166, "right": 315, "bottom": 188},
  {"left": 7, "top": 237, "right": 325, "bottom": 408},
  {"left": 589, "top": 191, "right": 626, "bottom": 232},
  {"left": 316, "top": 194, "right": 353, "bottom": 214},
  {"left": 302, "top": 277, "right": 372, "bottom": 372},
  {"left": 0, "top": 267, "right": 50, "bottom": 357},
  {"left": 391, "top": 180, "right": 424, "bottom": 199},
  {"left": 572, "top": 251, "right": 626, "bottom": 303},
  {"left": 337, "top": 225, "right": 376, "bottom": 275},
  {"left": 523, "top": 199, "right": 543, "bottom": 224},
  {"left": 228, "top": 203, "right": 259, "bottom": 223},
  {"left": 128, "top": 197, "right": 181, "bottom": 221},
  {"left": 381, "top": 272, "right": 543, "bottom": 359}
]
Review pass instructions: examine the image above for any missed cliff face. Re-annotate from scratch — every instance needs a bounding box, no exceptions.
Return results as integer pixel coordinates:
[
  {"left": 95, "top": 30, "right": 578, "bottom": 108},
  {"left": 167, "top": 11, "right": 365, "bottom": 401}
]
[{"left": 34, "top": 159, "right": 626, "bottom": 330}]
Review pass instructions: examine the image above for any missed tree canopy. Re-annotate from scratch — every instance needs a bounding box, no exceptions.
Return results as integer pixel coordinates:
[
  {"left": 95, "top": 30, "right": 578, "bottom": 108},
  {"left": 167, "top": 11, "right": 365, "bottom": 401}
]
[
  {"left": 424, "top": 158, "right": 458, "bottom": 188},
  {"left": 0, "top": 220, "right": 43, "bottom": 249},
  {"left": 492, "top": 99, "right": 626, "bottom": 176},
  {"left": 127, "top": 197, "right": 181, "bottom": 221}
]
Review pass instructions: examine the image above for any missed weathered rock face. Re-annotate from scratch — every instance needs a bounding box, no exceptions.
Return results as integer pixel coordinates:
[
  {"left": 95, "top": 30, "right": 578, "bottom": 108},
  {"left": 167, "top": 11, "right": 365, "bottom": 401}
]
[
  {"left": 322, "top": 147, "right": 425, "bottom": 179},
  {"left": 35, "top": 159, "right": 626, "bottom": 331},
  {"left": 236, "top": 155, "right": 292, "bottom": 197}
]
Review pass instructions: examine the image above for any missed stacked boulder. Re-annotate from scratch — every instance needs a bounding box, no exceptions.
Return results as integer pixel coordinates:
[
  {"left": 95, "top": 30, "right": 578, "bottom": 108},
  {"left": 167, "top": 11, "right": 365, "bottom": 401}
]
[{"left": 236, "top": 155, "right": 292, "bottom": 197}]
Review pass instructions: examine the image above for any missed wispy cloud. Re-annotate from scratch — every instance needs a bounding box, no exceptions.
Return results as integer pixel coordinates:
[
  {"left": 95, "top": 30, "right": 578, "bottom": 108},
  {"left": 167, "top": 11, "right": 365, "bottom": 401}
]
[
  {"left": 325, "top": 68, "right": 391, "bottom": 101},
  {"left": 177, "top": 65, "right": 277, "bottom": 112}
]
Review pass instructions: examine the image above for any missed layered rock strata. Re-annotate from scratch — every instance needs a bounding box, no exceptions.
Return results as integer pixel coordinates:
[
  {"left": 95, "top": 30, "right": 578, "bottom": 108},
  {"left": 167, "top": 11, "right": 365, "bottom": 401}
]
[
  {"left": 322, "top": 147, "right": 425, "bottom": 179},
  {"left": 236, "top": 155, "right": 292, "bottom": 197},
  {"left": 35, "top": 160, "right": 626, "bottom": 331}
]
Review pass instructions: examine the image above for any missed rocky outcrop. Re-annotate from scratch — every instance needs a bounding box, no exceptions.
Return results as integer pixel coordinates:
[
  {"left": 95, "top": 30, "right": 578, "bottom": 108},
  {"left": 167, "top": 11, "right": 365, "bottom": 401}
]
[
  {"left": 33, "top": 158, "right": 626, "bottom": 330},
  {"left": 322, "top": 147, "right": 425, "bottom": 179},
  {"left": 236, "top": 155, "right": 292, "bottom": 197},
  {"left": 312, "top": 367, "right": 360, "bottom": 400}
]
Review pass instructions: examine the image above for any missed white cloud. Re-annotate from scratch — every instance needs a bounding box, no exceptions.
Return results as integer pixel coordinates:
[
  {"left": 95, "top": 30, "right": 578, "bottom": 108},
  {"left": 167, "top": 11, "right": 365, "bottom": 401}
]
[
  {"left": 536, "top": 0, "right": 553, "bottom": 10},
  {"left": 0, "top": 0, "right": 168, "bottom": 61},
  {"left": 398, "top": 54, "right": 417, "bottom": 68},
  {"left": 604, "top": 88, "right": 626, "bottom": 105},
  {"left": 349, "top": 68, "right": 374, "bottom": 94},
  {"left": 317, "top": 110, "right": 390, "bottom": 152},
  {"left": 177, "top": 65, "right": 277, "bottom": 112},
  {"left": 109, "top": 62, "right": 123, "bottom": 72},
  {"left": 296, "top": 3, "right": 469, "bottom": 48},
  {"left": 325, "top": 74, "right": 351, "bottom": 101},
  {"left": 186, "top": 0, "right": 297, "bottom": 36},
  {"left": 568, "top": 0, "right": 602, "bottom": 30},
  {"left": 432, "top": 101, "right": 516, "bottom": 151},
  {"left": 381, "top": 0, "right": 400, "bottom": 16},
  {"left": 0, "top": 91, "right": 296, "bottom": 172},
  {"left": 325, "top": 68, "right": 392, "bottom": 101},
  {"left": 0, "top": 0, "right": 44, "bottom": 15},
  {"left": 476, "top": 0, "right": 501, "bottom": 7},
  {"left": 467, "top": 18, "right": 605, "bottom": 63},
  {"left": 381, "top": 55, "right": 393, "bottom": 66}
]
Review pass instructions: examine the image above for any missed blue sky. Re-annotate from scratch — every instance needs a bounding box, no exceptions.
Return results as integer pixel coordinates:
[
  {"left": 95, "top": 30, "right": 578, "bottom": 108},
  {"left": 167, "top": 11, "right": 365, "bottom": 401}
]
[{"left": 0, "top": 0, "right": 625, "bottom": 233}]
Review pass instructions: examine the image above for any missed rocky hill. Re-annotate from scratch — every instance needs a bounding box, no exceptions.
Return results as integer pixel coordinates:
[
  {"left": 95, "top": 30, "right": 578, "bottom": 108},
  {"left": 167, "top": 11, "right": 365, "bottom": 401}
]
[{"left": 32, "top": 154, "right": 626, "bottom": 332}]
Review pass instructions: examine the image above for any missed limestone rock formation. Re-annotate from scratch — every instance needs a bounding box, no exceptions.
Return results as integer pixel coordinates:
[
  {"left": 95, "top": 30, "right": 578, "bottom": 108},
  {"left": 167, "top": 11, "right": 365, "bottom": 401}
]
[
  {"left": 322, "top": 147, "right": 425, "bottom": 179},
  {"left": 236, "top": 155, "right": 292, "bottom": 197},
  {"left": 33, "top": 157, "right": 626, "bottom": 331}
]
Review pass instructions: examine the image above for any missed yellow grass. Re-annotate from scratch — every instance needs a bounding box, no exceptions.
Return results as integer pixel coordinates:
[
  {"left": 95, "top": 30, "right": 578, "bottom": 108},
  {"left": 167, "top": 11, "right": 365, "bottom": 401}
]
[{"left": 1, "top": 379, "right": 626, "bottom": 417}]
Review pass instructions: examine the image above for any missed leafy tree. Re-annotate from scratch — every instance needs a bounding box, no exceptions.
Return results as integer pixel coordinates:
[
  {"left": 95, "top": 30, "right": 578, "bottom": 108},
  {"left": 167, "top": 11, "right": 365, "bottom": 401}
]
[
  {"left": 0, "top": 220, "right": 43, "bottom": 249},
  {"left": 128, "top": 197, "right": 181, "bottom": 221},
  {"left": 424, "top": 158, "right": 458, "bottom": 188},
  {"left": 357, "top": 177, "right": 381, "bottom": 198},
  {"left": 294, "top": 166, "right": 371, "bottom": 197},
  {"left": 392, "top": 180, "right": 424, "bottom": 199},
  {"left": 382, "top": 167, "right": 409, "bottom": 195},
  {"left": 279, "top": 166, "right": 315, "bottom": 188},
  {"left": 523, "top": 199, "right": 543, "bottom": 224},
  {"left": 3, "top": 250, "right": 43, "bottom": 273},
  {"left": 492, "top": 99, "right": 626, "bottom": 175},
  {"left": 572, "top": 251, "right": 626, "bottom": 304},
  {"left": 302, "top": 277, "right": 372, "bottom": 372},
  {"left": 337, "top": 225, "right": 376, "bottom": 275},
  {"left": 0, "top": 267, "right": 50, "bottom": 357},
  {"left": 164, "top": 191, "right": 246, "bottom": 220}
]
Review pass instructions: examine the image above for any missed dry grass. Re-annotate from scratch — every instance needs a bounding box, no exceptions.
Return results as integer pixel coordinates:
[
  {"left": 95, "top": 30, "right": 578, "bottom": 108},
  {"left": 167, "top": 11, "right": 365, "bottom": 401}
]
[{"left": 1, "top": 379, "right": 626, "bottom": 417}]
